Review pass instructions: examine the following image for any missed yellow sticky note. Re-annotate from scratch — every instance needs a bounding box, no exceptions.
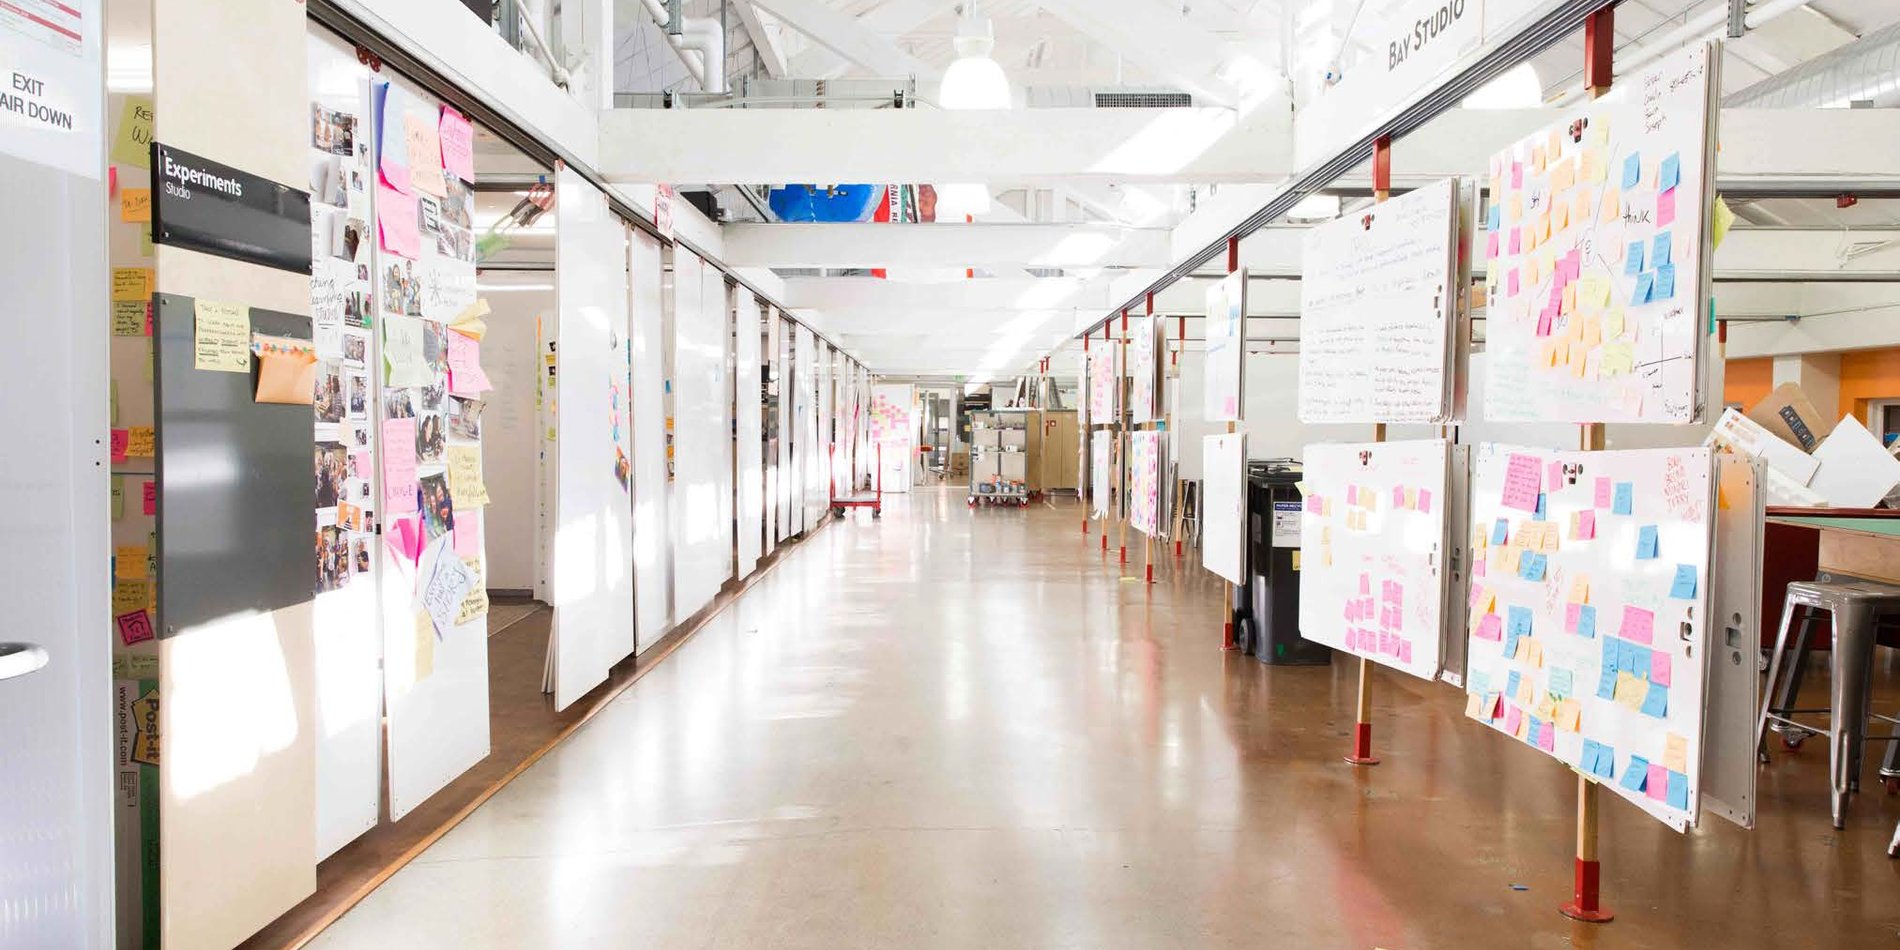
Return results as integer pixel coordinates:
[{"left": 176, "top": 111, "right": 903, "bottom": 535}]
[
  {"left": 1605, "top": 309, "right": 1626, "bottom": 340},
  {"left": 126, "top": 426, "right": 155, "bottom": 458},
  {"left": 1569, "top": 576, "right": 1590, "bottom": 604},
  {"left": 1546, "top": 130, "right": 1564, "bottom": 162},
  {"left": 112, "top": 267, "right": 152, "bottom": 302},
  {"left": 114, "top": 546, "right": 147, "bottom": 580},
  {"left": 113, "top": 579, "right": 150, "bottom": 614},
  {"left": 192, "top": 299, "right": 252, "bottom": 373},
  {"left": 1536, "top": 212, "right": 1551, "bottom": 244},
  {"left": 1664, "top": 733, "right": 1689, "bottom": 773},
  {"left": 1588, "top": 114, "right": 1610, "bottom": 146},
  {"left": 1292, "top": 549, "right": 1302, "bottom": 571},
  {"left": 446, "top": 444, "right": 490, "bottom": 507},
  {"left": 1551, "top": 161, "right": 1576, "bottom": 195},
  {"left": 112, "top": 299, "right": 147, "bottom": 337},
  {"left": 1526, "top": 639, "right": 1545, "bottom": 669},
  {"left": 1535, "top": 696, "right": 1557, "bottom": 721},
  {"left": 111, "top": 95, "right": 155, "bottom": 169},
  {"left": 1616, "top": 672, "right": 1646, "bottom": 711},
  {"left": 1531, "top": 145, "right": 1547, "bottom": 172},
  {"left": 1516, "top": 668, "right": 1535, "bottom": 702},
  {"left": 1712, "top": 194, "right": 1736, "bottom": 249},
  {"left": 457, "top": 557, "right": 490, "bottom": 624},
  {"left": 1465, "top": 692, "right": 1487, "bottom": 720},
  {"left": 1552, "top": 199, "right": 1571, "bottom": 233},
  {"left": 415, "top": 611, "right": 435, "bottom": 682},
  {"left": 1561, "top": 283, "right": 1576, "bottom": 316},
  {"left": 111, "top": 478, "right": 124, "bottom": 520},
  {"left": 1580, "top": 314, "right": 1603, "bottom": 348},
  {"left": 1508, "top": 192, "right": 1524, "bottom": 222},
  {"left": 1474, "top": 588, "right": 1496, "bottom": 616},
  {"left": 120, "top": 188, "right": 152, "bottom": 223},
  {"left": 1581, "top": 147, "right": 1605, "bottom": 184},
  {"left": 1599, "top": 186, "right": 1620, "bottom": 224},
  {"left": 1557, "top": 699, "right": 1582, "bottom": 732}
]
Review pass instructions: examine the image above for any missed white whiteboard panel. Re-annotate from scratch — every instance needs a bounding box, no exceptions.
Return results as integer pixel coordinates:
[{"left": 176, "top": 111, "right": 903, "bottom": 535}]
[
  {"left": 1088, "top": 345, "right": 1116, "bottom": 422},
  {"left": 1130, "top": 431, "right": 1164, "bottom": 536},
  {"left": 735, "top": 288, "right": 763, "bottom": 578},
  {"left": 704, "top": 265, "right": 735, "bottom": 577},
  {"left": 1129, "top": 313, "right": 1159, "bottom": 424},
  {"left": 1202, "top": 434, "right": 1246, "bottom": 584},
  {"left": 1465, "top": 443, "right": 1714, "bottom": 831},
  {"left": 1090, "top": 431, "right": 1112, "bottom": 520},
  {"left": 776, "top": 314, "right": 796, "bottom": 538},
  {"left": 1482, "top": 43, "right": 1717, "bottom": 424},
  {"left": 630, "top": 231, "right": 669, "bottom": 646},
  {"left": 550, "top": 168, "right": 635, "bottom": 710},
  {"left": 796, "top": 325, "right": 822, "bottom": 521},
  {"left": 763, "top": 313, "right": 781, "bottom": 553},
  {"left": 871, "top": 383, "right": 913, "bottom": 493},
  {"left": 1298, "top": 440, "right": 1451, "bottom": 681},
  {"left": 1202, "top": 271, "right": 1246, "bottom": 422},
  {"left": 1300, "top": 178, "right": 1460, "bottom": 424},
  {"left": 671, "top": 251, "right": 731, "bottom": 620},
  {"left": 808, "top": 340, "right": 834, "bottom": 520}
]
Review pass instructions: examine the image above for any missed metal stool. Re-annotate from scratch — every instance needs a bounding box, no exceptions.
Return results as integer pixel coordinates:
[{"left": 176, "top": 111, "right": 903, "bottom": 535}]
[{"left": 1757, "top": 579, "right": 1900, "bottom": 829}]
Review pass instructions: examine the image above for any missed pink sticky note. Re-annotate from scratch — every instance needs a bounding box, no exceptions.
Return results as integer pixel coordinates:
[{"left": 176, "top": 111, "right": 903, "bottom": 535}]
[
  {"left": 1656, "top": 188, "right": 1676, "bottom": 227},
  {"left": 1565, "top": 601, "right": 1582, "bottom": 633},
  {"left": 400, "top": 517, "right": 425, "bottom": 561},
  {"left": 1346, "top": 484, "right": 1359, "bottom": 506},
  {"left": 1620, "top": 605, "right": 1656, "bottom": 644},
  {"left": 116, "top": 610, "right": 154, "bottom": 646},
  {"left": 1650, "top": 651, "right": 1673, "bottom": 687},
  {"left": 141, "top": 480, "right": 155, "bottom": 516},
  {"left": 1473, "top": 558, "right": 1487, "bottom": 578},
  {"left": 1646, "top": 763, "right": 1668, "bottom": 800},
  {"left": 446, "top": 332, "right": 492, "bottom": 396},
  {"left": 1393, "top": 485, "right": 1406, "bottom": 510},
  {"left": 382, "top": 418, "right": 420, "bottom": 512},
  {"left": 377, "top": 183, "right": 421, "bottom": 259},
  {"left": 1399, "top": 640, "right": 1412, "bottom": 665},
  {"left": 1538, "top": 724, "right": 1557, "bottom": 752},
  {"left": 453, "top": 509, "right": 482, "bottom": 557},
  {"left": 1358, "top": 574, "right": 1370, "bottom": 596},
  {"left": 1512, "top": 162, "right": 1524, "bottom": 188},
  {"left": 1502, "top": 453, "right": 1543, "bottom": 512},
  {"left": 1476, "top": 613, "right": 1503, "bottom": 641},
  {"left": 1304, "top": 495, "right": 1322, "bottom": 515},
  {"left": 1563, "top": 249, "right": 1581, "bottom": 282},
  {"left": 438, "top": 106, "right": 475, "bottom": 183},
  {"left": 1536, "top": 308, "right": 1554, "bottom": 338},
  {"left": 1507, "top": 271, "right": 1521, "bottom": 297},
  {"left": 110, "top": 428, "right": 129, "bottom": 463},
  {"left": 1575, "top": 510, "right": 1596, "bottom": 540},
  {"left": 1418, "top": 490, "right": 1433, "bottom": 514},
  {"left": 350, "top": 449, "right": 372, "bottom": 480},
  {"left": 1486, "top": 232, "right": 1500, "bottom": 257},
  {"left": 1504, "top": 705, "right": 1523, "bottom": 735},
  {"left": 1594, "top": 477, "right": 1612, "bottom": 508},
  {"left": 1548, "top": 461, "right": 1565, "bottom": 492},
  {"left": 1509, "top": 229, "right": 1523, "bottom": 255}
]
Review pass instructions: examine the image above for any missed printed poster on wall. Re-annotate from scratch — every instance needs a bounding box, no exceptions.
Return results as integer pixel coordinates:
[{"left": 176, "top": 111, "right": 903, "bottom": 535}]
[
  {"left": 1464, "top": 443, "right": 1714, "bottom": 831},
  {"left": 1482, "top": 43, "right": 1718, "bottom": 424}
]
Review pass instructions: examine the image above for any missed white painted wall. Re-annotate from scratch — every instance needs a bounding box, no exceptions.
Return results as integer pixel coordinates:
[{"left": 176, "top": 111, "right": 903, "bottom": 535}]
[{"left": 477, "top": 278, "right": 551, "bottom": 592}]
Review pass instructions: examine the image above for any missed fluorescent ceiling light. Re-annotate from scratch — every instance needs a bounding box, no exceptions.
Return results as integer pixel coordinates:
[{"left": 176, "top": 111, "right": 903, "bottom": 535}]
[
  {"left": 1462, "top": 63, "right": 1543, "bottom": 109},
  {"left": 1287, "top": 194, "right": 1340, "bottom": 221}
]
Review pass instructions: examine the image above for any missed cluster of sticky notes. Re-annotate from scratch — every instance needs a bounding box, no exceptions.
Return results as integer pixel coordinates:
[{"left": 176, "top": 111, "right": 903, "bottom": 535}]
[
  {"left": 1596, "top": 635, "right": 1670, "bottom": 718},
  {"left": 1388, "top": 484, "right": 1432, "bottom": 514},
  {"left": 113, "top": 541, "right": 156, "bottom": 646},
  {"left": 1579, "top": 739, "right": 1618, "bottom": 779},
  {"left": 1619, "top": 753, "right": 1690, "bottom": 810},
  {"left": 109, "top": 426, "right": 155, "bottom": 463}
]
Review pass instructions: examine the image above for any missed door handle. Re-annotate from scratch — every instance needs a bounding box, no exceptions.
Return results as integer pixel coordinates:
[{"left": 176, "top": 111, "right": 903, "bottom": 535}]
[{"left": 0, "top": 642, "right": 50, "bottom": 682}]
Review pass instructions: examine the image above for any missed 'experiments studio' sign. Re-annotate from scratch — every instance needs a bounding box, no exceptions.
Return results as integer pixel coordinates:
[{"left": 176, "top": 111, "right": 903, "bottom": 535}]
[{"left": 152, "top": 143, "right": 312, "bottom": 274}]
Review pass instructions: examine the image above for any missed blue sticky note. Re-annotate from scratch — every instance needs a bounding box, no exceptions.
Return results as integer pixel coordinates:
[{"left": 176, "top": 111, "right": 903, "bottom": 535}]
[
  {"left": 1625, "top": 240, "right": 1645, "bottom": 276},
  {"left": 1614, "top": 639, "right": 1634, "bottom": 674},
  {"left": 1507, "top": 605, "right": 1533, "bottom": 638},
  {"left": 1637, "top": 525, "right": 1659, "bottom": 560},
  {"left": 1659, "top": 152, "right": 1681, "bottom": 192},
  {"left": 1577, "top": 604, "right": 1598, "bottom": 639},
  {"left": 1632, "top": 271, "right": 1655, "bottom": 306},
  {"left": 1621, "top": 755, "right": 1650, "bottom": 793},
  {"left": 1526, "top": 718, "right": 1541, "bottom": 746},
  {"left": 1621, "top": 153, "right": 1642, "bottom": 189},
  {"left": 1642, "top": 681, "right": 1669, "bottom": 718},
  {"left": 1504, "top": 631, "right": 1520, "bottom": 658},
  {"left": 1534, "top": 492, "right": 1547, "bottom": 521},
  {"left": 1550, "top": 667, "right": 1574, "bottom": 699},
  {"left": 1612, "top": 482, "right": 1634, "bottom": 515},
  {"left": 1666, "top": 770, "right": 1689, "bottom": 810},
  {"left": 1491, "top": 518, "right": 1509, "bottom": 545},
  {"left": 1488, "top": 203, "right": 1502, "bottom": 231},
  {"left": 1652, "top": 232, "right": 1672, "bottom": 267},
  {"left": 1469, "top": 671, "right": 1490, "bottom": 696},
  {"left": 1594, "top": 744, "right": 1616, "bottom": 779},
  {"left": 1655, "top": 263, "right": 1676, "bottom": 300},
  {"left": 1580, "top": 738, "right": 1599, "bottom": 766},
  {"left": 1670, "top": 564, "right": 1697, "bottom": 599},
  {"left": 1520, "top": 551, "right": 1548, "bottom": 582},
  {"left": 1596, "top": 663, "right": 1618, "bottom": 700},
  {"left": 1505, "top": 670, "right": 1522, "bottom": 699}
]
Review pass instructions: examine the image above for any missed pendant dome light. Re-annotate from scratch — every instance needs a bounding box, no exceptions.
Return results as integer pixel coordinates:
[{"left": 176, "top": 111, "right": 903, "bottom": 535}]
[{"left": 936, "top": 2, "right": 1010, "bottom": 220}]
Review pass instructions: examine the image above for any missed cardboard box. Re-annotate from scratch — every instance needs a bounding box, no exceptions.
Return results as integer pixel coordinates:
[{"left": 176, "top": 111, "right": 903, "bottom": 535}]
[
  {"left": 1746, "top": 382, "right": 1835, "bottom": 453},
  {"left": 113, "top": 655, "right": 160, "bottom": 950}
]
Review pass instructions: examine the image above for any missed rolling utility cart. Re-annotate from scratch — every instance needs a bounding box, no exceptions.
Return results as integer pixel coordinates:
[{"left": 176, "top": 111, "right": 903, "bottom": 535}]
[
  {"left": 968, "top": 411, "right": 1030, "bottom": 507},
  {"left": 831, "top": 443, "right": 882, "bottom": 519}
]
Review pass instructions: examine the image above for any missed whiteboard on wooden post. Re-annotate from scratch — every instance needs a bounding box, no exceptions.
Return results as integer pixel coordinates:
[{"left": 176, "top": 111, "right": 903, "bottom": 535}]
[
  {"left": 1482, "top": 43, "right": 1719, "bottom": 424},
  {"left": 1464, "top": 443, "right": 1714, "bottom": 831},
  {"left": 1202, "top": 434, "right": 1247, "bottom": 585},
  {"left": 1298, "top": 440, "right": 1451, "bottom": 680},
  {"left": 1087, "top": 344, "right": 1117, "bottom": 422},
  {"left": 1129, "top": 431, "right": 1164, "bottom": 536},
  {"left": 1202, "top": 271, "right": 1246, "bottom": 423},
  {"left": 1299, "top": 178, "right": 1463, "bottom": 424},
  {"left": 1129, "top": 312, "right": 1160, "bottom": 424}
]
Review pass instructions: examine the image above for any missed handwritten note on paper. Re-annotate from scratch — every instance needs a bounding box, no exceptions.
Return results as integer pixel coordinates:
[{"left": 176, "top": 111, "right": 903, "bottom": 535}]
[
  {"left": 111, "top": 300, "right": 148, "bottom": 337},
  {"left": 111, "top": 96, "right": 157, "bottom": 168},
  {"left": 404, "top": 113, "right": 447, "bottom": 197},
  {"left": 120, "top": 187, "right": 152, "bottom": 223},
  {"left": 455, "top": 556, "right": 489, "bottom": 624},
  {"left": 1298, "top": 178, "right": 1459, "bottom": 423},
  {"left": 377, "top": 183, "right": 422, "bottom": 259},
  {"left": 192, "top": 299, "right": 252, "bottom": 373},
  {"left": 116, "top": 610, "right": 155, "bottom": 646},
  {"left": 1501, "top": 454, "right": 1542, "bottom": 511},
  {"left": 112, "top": 267, "right": 152, "bottom": 302},
  {"left": 445, "top": 332, "right": 492, "bottom": 396},
  {"left": 126, "top": 426, "right": 154, "bottom": 458},
  {"left": 419, "top": 544, "right": 479, "bottom": 633},
  {"left": 439, "top": 107, "right": 475, "bottom": 182},
  {"left": 382, "top": 419, "right": 420, "bottom": 513},
  {"left": 1620, "top": 605, "right": 1656, "bottom": 644},
  {"left": 446, "top": 444, "right": 489, "bottom": 507},
  {"left": 382, "top": 314, "right": 430, "bottom": 388}
]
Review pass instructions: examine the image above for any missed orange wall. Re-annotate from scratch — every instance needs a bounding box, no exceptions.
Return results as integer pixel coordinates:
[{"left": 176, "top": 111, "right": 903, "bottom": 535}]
[
  {"left": 1723, "top": 357, "right": 1773, "bottom": 409},
  {"left": 1839, "top": 348, "right": 1900, "bottom": 422}
]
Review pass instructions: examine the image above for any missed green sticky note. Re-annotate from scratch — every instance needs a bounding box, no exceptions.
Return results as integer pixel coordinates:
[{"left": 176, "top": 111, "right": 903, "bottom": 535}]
[
  {"left": 110, "top": 380, "right": 119, "bottom": 426},
  {"left": 111, "top": 96, "right": 155, "bottom": 169},
  {"left": 111, "top": 477, "right": 124, "bottom": 521}
]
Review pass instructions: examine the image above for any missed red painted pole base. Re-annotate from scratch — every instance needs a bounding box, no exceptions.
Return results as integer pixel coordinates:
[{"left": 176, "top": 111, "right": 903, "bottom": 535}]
[
  {"left": 1100, "top": 535, "right": 1108, "bottom": 553},
  {"left": 1119, "top": 546, "right": 1127, "bottom": 564},
  {"left": 1144, "top": 564, "right": 1154, "bottom": 584},
  {"left": 1083, "top": 520, "right": 1089, "bottom": 535},
  {"left": 1222, "top": 621, "right": 1235, "bottom": 650},
  {"left": 1174, "top": 540, "right": 1183, "bottom": 558},
  {"left": 1344, "top": 722, "right": 1381, "bottom": 765},
  {"left": 1559, "top": 859, "right": 1614, "bottom": 922}
]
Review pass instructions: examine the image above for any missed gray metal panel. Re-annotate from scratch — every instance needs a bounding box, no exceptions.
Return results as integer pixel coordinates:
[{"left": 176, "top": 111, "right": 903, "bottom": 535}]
[
  {"left": 1440, "top": 443, "right": 1473, "bottom": 689},
  {"left": 154, "top": 293, "right": 316, "bottom": 636},
  {"left": 1702, "top": 454, "right": 1763, "bottom": 829}
]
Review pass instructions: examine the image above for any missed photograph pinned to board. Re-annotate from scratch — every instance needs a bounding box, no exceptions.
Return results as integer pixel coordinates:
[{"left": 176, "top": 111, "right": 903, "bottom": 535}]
[
  {"left": 419, "top": 473, "right": 455, "bottom": 541},
  {"left": 1299, "top": 178, "right": 1465, "bottom": 424},
  {"left": 1481, "top": 43, "right": 1719, "bottom": 424},
  {"left": 316, "top": 525, "right": 351, "bottom": 594},
  {"left": 1298, "top": 439, "right": 1452, "bottom": 681},
  {"left": 447, "top": 396, "right": 483, "bottom": 440},
  {"left": 315, "top": 442, "right": 348, "bottom": 509},
  {"left": 415, "top": 411, "right": 446, "bottom": 463},
  {"left": 1464, "top": 443, "right": 1714, "bottom": 831},
  {"left": 314, "top": 361, "right": 345, "bottom": 424}
]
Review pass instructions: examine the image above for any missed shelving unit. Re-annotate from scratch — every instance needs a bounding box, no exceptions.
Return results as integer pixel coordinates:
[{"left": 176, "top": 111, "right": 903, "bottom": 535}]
[{"left": 968, "top": 410, "right": 1030, "bottom": 507}]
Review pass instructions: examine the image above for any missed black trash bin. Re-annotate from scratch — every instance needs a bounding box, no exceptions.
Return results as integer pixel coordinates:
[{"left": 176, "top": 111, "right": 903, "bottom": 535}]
[{"left": 1238, "top": 460, "right": 1330, "bottom": 666}]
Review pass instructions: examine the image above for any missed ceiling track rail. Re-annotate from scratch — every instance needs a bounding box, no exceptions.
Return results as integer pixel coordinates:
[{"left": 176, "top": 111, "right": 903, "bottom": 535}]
[
  {"left": 306, "top": 0, "right": 865, "bottom": 367},
  {"left": 1070, "top": 0, "right": 1612, "bottom": 345}
]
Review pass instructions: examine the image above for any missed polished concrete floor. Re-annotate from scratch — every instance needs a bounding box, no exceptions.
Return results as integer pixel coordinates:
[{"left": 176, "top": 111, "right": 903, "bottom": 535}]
[{"left": 310, "top": 488, "right": 1900, "bottom": 949}]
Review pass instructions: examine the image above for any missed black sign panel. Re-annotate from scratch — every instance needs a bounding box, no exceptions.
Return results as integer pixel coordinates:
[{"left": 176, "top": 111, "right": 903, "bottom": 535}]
[{"left": 150, "top": 143, "right": 312, "bottom": 275}]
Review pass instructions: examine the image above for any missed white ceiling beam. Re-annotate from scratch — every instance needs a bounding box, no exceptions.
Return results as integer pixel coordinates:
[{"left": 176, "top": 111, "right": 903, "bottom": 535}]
[
  {"left": 780, "top": 276, "right": 1109, "bottom": 311},
  {"left": 786, "top": 0, "right": 953, "bottom": 78},
  {"left": 1026, "top": 0, "right": 1239, "bottom": 107},
  {"left": 730, "top": 2, "right": 791, "bottom": 77},
  {"left": 597, "top": 105, "right": 1292, "bottom": 184},
  {"left": 723, "top": 222, "right": 1172, "bottom": 269},
  {"left": 749, "top": 0, "right": 936, "bottom": 78}
]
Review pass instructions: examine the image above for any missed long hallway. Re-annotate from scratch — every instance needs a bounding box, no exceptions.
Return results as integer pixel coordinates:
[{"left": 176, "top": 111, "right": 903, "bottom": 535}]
[{"left": 309, "top": 490, "right": 1895, "bottom": 950}]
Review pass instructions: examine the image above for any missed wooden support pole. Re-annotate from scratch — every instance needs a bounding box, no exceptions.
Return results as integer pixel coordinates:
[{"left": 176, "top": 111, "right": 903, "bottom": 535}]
[
  {"left": 1222, "top": 233, "right": 1242, "bottom": 650},
  {"left": 1144, "top": 292, "right": 1157, "bottom": 584},
  {"left": 1118, "top": 310, "right": 1130, "bottom": 565},
  {"left": 1083, "top": 334, "right": 1092, "bottom": 536},
  {"left": 1176, "top": 312, "right": 1187, "bottom": 560},
  {"left": 1347, "top": 136, "right": 1396, "bottom": 767}
]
